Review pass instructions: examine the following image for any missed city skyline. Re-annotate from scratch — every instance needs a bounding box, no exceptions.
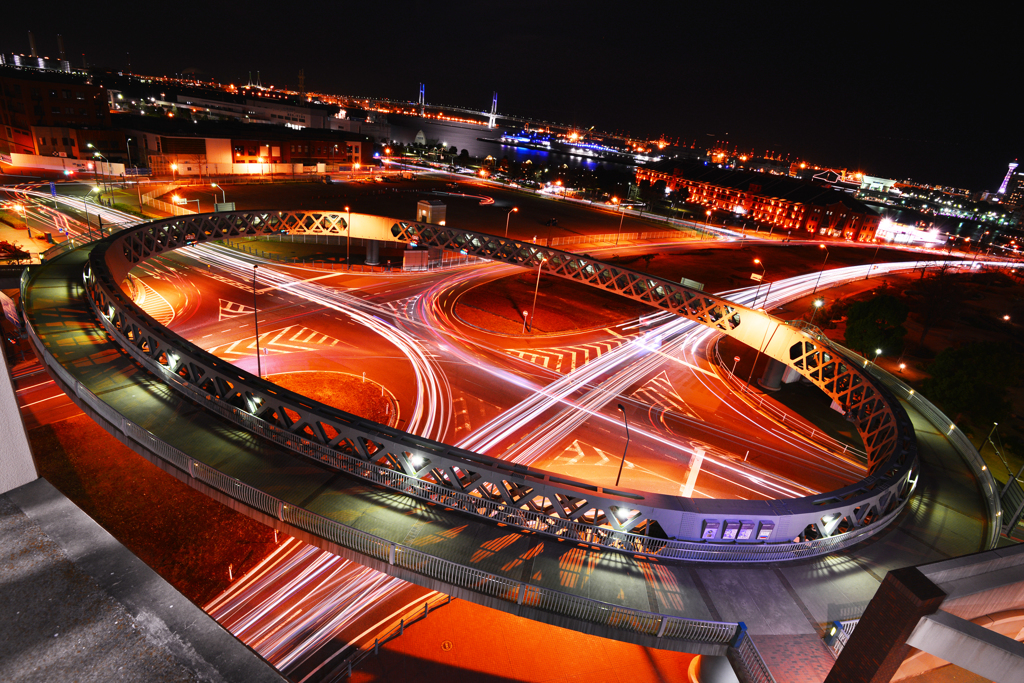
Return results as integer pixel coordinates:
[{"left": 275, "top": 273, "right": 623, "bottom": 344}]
[{"left": 2, "top": 2, "right": 1020, "bottom": 191}]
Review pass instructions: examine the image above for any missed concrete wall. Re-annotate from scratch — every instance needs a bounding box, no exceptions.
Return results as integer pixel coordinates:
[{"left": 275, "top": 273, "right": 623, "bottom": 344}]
[
  {"left": 8, "top": 152, "right": 124, "bottom": 177},
  {"left": 0, "top": 346, "right": 37, "bottom": 493}
]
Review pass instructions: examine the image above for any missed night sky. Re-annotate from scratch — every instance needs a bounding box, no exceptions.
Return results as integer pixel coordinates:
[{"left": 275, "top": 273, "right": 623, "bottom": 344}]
[{"left": 4, "top": 2, "right": 1020, "bottom": 190}]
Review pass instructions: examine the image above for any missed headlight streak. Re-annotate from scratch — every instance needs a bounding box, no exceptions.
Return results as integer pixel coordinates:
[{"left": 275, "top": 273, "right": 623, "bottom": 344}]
[{"left": 204, "top": 536, "right": 413, "bottom": 670}]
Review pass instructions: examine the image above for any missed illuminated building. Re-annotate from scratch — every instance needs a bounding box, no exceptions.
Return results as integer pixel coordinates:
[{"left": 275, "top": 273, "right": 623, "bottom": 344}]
[
  {"left": 637, "top": 160, "right": 881, "bottom": 240},
  {"left": 997, "top": 160, "right": 1018, "bottom": 194}
]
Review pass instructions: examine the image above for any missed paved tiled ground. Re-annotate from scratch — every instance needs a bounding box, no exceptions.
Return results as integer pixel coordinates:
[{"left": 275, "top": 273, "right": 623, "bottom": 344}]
[{"left": 752, "top": 634, "right": 836, "bottom": 683}]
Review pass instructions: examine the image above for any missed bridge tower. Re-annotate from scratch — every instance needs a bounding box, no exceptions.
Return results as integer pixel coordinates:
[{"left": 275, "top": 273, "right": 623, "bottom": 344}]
[
  {"left": 998, "top": 160, "right": 1018, "bottom": 194},
  {"left": 488, "top": 92, "right": 498, "bottom": 129},
  {"left": 418, "top": 83, "right": 425, "bottom": 116}
]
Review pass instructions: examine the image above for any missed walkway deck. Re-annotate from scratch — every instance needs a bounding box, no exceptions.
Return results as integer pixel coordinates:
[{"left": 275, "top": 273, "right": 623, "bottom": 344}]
[{"left": 21, "top": 244, "right": 992, "bottom": 665}]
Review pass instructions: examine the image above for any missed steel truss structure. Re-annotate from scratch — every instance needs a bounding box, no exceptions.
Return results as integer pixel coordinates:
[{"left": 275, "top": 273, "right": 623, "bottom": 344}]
[{"left": 81, "top": 210, "right": 918, "bottom": 561}]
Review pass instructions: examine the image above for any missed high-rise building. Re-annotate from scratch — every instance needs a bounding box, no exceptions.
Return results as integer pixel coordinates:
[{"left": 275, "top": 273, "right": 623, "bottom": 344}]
[{"left": 997, "top": 160, "right": 1018, "bottom": 194}]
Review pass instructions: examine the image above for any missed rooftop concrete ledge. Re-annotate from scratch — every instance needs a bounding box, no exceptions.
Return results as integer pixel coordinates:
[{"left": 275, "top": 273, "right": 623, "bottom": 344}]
[
  {"left": 906, "top": 609, "right": 1024, "bottom": 683},
  {"left": 3, "top": 477, "right": 286, "bottom": 683}
]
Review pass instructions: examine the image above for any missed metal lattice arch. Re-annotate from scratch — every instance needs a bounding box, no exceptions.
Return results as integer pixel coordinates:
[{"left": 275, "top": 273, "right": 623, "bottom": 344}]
[{"left": 82, "top": 210, "right": 918, "bottom": 562}]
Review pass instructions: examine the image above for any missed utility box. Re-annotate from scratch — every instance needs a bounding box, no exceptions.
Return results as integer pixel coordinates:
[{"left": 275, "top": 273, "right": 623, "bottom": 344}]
[
  {"left": 417, "top": 199, "right": 446, "bottom": 226},
  {"left": 701, "top": 520, "right": 720, "bottom": 540},
  {"left": 214, "top": 202, "right": 236, "bottom": 212}
]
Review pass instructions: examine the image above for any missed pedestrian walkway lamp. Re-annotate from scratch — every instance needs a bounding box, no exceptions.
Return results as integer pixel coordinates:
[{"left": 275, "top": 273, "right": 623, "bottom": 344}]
[
  {"left": 212, "top": 183, "right": 226, "bottom": 203},
  {"left": 253, "top": 265, "right": 262, "bottom": 379},
  {"left": 616, "top": 204, "right": 626, "bottom": 246},
  {"left": 615, "top": 404, "right": 630, "bottom": 487},
  {"left": 810, "top": 298, "right": 825, "bottom": 323},
  {"left": 505, "top": 207, "right": 518, "bottom": 238},
  {"left": 812, "top": 243, "right": 829, "bottom": 294}
]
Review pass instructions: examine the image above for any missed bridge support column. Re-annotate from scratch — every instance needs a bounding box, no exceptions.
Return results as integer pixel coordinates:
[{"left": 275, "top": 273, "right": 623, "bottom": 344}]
[
  {"left": 365, "top": 240, "right": 381, "bottom": 266},
  {"left": 759, "top": 359, "right": 786, "bottom": 392},
  {"left": 1, "top": 347, "right": 38, "bottom": 494},
  {"left": 825, "top": 567, "right": 945, "bottom": 683}
]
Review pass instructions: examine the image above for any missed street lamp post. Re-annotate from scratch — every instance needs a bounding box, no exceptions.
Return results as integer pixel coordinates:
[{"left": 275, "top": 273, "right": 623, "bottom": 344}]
[
  {"left": 616, "top": 205, "right": 626, "bottom": 246},
  {"left": 505, "top": 207, "right": 518, "bottom": 238},
  {"left": 253, "top": 265, "right": 262, "bottom": 379},
  {"left": 212, "top": 183, "right": 226, "bottom": 204},
  {"left": 615, "top": 404, "right": 630, "bottom": 487},
  {"left": 525, "top": 257, "right": 546, "bottom": 334},
  {"left": 812, "top": 243, "right": 829, "bottom": 294},
  {"left": 345, "top": 205, "right": 351, "bottom": 267},
  {"left": 753, "top": 258, "right": 765, "bottom": 308},
  {"left": 866, "top": 240, "right": 882, "bottom": 280},
  {"left": 171, "top": 163, "right": 178, "bottom": 182}
]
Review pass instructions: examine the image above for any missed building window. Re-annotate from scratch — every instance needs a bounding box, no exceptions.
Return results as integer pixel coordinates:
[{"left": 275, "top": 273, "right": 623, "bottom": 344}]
[
  {"left": 76, "top": 92, "right": 85, "bottom": 100},
  {"left": 38, "top": 136, "right": 46, "bottom": 146},
  {"left": 62, "top": 90, "right": 70, "bottom": 99},
  {"left": 51, "top": 107, "right": 60, "bottom": 114}
]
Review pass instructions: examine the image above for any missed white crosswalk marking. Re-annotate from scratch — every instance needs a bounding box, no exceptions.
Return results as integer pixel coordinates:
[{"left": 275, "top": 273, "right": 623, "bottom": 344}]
[
  {"left": 207, "top": 325, "right": 343, "bottom": 358},
  {"left": 219, "top": 299, "right": 254, "bottom": 321},
  {"left": 506, "top": 331, "right": 632, "bottom": 374},
  {"left": 557, "top": 439, "right": 615, "bottom": 467},
  {"left": 379, "top": 295, "right": 421, "bottom": 319},
  {"left": 631, "top": 370, "right": 703, "bottom": 420},
  {"left": 137, "top": 281, "right": 175, "bottom": 326}
]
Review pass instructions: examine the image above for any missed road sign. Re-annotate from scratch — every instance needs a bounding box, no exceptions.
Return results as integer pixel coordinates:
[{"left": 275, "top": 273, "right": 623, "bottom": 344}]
[
  {"left": 750, "top": 272, "right": 763, "bottom": 281},
  {"left": 734, "top": 356, "right": 741, "bottom": 363},
  {"left": 49, "top": 181, "right": 57, "bottom": 197}
]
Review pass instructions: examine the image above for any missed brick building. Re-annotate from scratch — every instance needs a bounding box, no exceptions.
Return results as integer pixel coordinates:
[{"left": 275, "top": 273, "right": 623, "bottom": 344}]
[
  {"left": 637, "top": 160, "right": 881, "bottom": 241},
  {"left": 0, "top": 67, "right": 112, "bottom": 157},
  {"left": 115, "top": 115, "right": 373, "bottom": 177}
]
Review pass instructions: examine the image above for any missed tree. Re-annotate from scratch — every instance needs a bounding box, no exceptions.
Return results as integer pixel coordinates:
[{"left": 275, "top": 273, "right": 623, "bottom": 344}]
[
  {"left": 843, "top": 294, "right": 909, "bottom": 356},
  {"left": 913, "top": 270, "right": 967, "bottom": 345},
  {"left": 923, "top": 342, "right": 1020, "bottom": 424}
]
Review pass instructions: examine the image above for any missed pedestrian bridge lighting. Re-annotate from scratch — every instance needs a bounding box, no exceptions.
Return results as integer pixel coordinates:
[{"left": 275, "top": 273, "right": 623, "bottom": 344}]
[
  {"left": 409, "top": 454, "right": 424, "bottom": 467},
  {"left": 874, "top": 348, "right": 882, "bottom": 360}
]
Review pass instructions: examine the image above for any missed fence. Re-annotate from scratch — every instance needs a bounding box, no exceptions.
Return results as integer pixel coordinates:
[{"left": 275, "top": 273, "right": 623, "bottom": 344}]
[
  {"left": 20, "top": 288, "right": 743, "bottom": 652},
  {"left": 825, "top": 619, "right": 858, "bottom": 659},
  {"left": 712, "top": 340, "right": 869, "bottom": 463},
  {"left": 222, "top": 234, "right": 489, "bottom": 272},
  {"left": 141, "top": 183, "right": 195, "bottom": 216},
  {"left": 734, "top": 631, "right": 777, "bottom": 683},
  {"left": 336, "top": 594, "right": 454, "bottom": 680}
]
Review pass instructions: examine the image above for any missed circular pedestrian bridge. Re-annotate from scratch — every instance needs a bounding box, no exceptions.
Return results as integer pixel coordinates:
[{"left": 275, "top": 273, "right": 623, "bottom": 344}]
[{"left": 23, "top": 209, "right": 959, "bottom": 654}]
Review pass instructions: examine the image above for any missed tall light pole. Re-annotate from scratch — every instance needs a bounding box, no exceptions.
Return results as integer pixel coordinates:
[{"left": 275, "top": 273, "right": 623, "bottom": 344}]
[
  {"left": 616, "top": 204, "right": 625, "bottom": 246},
  {"left": 615, "top": 404, "right": 630, "bottom": 487},
  {"left": 345, "top": 205, "right": 351, "bottom": 266},
  {"left": 525, "top": 256, "right": 546, "bottom": 334},
  {"left": 126, "top": 138, "right": 142, "bottom": 207},
  {"left": 753, "top": 258, "right": 766, "bottom": 308},
  {"left": 812, "top": 243, "right": 829, "bottom": 295},
  {"left": 212, "top": 183, "right": 226, "bottom": 203},
  {"left": 253, "top": 265, "right": 262, "bottom": 379},
  {"left": 866, "top": 239, "right": 882, "bottom": 280},
  {"left": 171, "top": 163, "right": 178, "bottom": 183},
  {"left": 505, "top": 207, "right": 518, "bottom": 238}
]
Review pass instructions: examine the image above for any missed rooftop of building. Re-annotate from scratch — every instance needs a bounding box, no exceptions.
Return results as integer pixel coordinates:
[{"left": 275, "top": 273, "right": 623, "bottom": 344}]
[
  {"left": 643, "top": 158, "right": 875, "bottom": 212},
  {"left": 0, "top": 64, "right": 97, "bottom": 87},
  {"left": 112, "top": 113, "right": 372, "bottom": 144}
]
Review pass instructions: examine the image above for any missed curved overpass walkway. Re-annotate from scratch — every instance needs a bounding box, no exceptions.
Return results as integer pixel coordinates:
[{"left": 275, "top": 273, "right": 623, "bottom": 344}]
[{"left": 22, "top": 245, "right": 990, "bottom": 660}]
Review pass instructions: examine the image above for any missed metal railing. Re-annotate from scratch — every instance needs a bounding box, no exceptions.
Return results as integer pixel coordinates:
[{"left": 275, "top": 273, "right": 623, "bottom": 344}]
[
  {"left": 76, "top": 210, "right": 921, "bottom": 562},
  {"left": 712, "top": 339, "right": 868, "bottom": 462},
  {"left": 826, "top": 619, "right": 858, "bottom": 659},
  {"left": 20, "top": 296, "right": 742, "bottom": 650},
  {"left": 337, "top": 594, "right": 453, "bottom": 680},
  {"left": 855, "top": 355, "right": 1002, "bottom": 550},
  {"left": 735, "top": 632, "right": 777, "bottom": 683},
  {"left": 85, "top": 304, "right": 916, "bottom": 564}
]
